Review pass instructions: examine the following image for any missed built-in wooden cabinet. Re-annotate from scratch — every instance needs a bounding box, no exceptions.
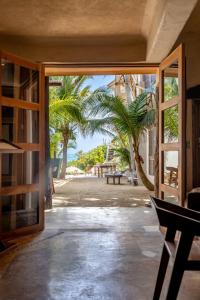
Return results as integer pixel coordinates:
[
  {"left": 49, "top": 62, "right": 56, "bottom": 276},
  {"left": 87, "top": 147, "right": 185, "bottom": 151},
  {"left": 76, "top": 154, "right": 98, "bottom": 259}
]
[{"left": 0, "top": 52, "right": 45, "bottom": 238}]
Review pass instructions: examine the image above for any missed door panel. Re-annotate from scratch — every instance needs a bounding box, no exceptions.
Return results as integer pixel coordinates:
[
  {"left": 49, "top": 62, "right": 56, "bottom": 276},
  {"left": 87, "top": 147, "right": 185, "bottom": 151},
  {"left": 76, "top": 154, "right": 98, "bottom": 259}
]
[
  {"left": 159, "top": 45, "right": 186, "bottom": 206},
  {"left": 0, "top": 52, "right": 45, "bottom": 238}
]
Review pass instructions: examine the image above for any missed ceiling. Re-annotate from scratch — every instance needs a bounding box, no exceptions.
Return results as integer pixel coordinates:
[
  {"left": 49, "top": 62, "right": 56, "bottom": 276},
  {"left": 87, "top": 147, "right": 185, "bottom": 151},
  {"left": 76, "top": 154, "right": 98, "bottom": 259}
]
[
  {"left": 0, "top": 0, "right": 147, "bottom": 41},
  {"left": 0, "top": 0, "right": 198, "bottom": 63}
]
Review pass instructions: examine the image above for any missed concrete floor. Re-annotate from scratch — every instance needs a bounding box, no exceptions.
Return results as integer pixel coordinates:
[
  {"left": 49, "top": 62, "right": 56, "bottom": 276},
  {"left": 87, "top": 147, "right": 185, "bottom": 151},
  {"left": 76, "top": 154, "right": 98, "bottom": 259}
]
[{"left": 0, "top": 207, "right": 200, "bottom": 299}]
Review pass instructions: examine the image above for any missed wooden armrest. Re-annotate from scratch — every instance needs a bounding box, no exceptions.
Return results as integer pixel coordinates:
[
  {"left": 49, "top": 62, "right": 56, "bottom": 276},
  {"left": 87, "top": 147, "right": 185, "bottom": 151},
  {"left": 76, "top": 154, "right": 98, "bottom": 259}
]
[{"left": 151, "top": 196, "right": 200, "bottom": 221}]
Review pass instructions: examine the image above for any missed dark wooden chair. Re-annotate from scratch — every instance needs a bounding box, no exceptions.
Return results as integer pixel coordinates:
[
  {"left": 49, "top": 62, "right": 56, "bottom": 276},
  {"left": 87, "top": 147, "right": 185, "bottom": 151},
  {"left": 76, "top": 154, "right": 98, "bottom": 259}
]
[{"left": 151, "top": 196, "right": 200, "bottom": 300}]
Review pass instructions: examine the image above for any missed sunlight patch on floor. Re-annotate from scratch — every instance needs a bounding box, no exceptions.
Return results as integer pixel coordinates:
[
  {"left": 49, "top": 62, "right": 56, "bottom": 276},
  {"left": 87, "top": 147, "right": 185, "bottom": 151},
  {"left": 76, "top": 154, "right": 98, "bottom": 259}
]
[
  {"left": 143, "top": 225, "right": 159, "bottom": 232},
  {"left": 83, "top": 197, "right": 101, "bottom": 201}
]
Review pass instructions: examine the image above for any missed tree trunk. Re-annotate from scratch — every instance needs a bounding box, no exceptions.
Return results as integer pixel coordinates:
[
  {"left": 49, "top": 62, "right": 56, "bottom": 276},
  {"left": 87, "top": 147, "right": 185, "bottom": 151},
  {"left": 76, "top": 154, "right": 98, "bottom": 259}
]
[
  {"left": 135, "top": 149, "right": 154, "bottom": 191},
  {"left": 59, "top": 134, "right": 68, "bottom": 179},
  {"left": 123, "top": 75, "right": 137, "bottom": 184}
]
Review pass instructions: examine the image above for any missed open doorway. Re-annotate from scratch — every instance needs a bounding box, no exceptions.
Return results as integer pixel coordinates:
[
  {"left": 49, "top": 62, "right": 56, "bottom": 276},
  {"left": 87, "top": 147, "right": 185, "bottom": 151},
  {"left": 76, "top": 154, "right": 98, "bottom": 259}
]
[
  {"left": 48, "top": 73, "right": 158, "bottom": 210},
  {"left": 0, "top": 45, "right": 186, "bottom": 239}
]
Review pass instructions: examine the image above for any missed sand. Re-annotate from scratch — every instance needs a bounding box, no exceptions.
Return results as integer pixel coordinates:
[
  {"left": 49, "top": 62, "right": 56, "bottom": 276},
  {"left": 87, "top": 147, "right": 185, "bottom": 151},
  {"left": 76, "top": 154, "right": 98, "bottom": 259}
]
[{"left": 53, "top": 176, "right": 152, "bottom": 207}]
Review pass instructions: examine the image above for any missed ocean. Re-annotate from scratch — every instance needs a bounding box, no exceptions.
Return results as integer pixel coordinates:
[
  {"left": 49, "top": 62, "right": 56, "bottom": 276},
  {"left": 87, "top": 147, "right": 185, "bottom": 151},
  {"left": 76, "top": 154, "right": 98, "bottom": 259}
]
[{"left": 68, "top": 152, "right": 77, "bottom": 162}]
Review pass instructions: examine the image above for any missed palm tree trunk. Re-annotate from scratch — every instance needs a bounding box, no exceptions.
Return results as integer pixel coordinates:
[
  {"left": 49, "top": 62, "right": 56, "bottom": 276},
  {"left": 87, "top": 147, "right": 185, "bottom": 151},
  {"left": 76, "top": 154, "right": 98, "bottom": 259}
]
[
  {"left": 135, "top": 149, "right": 154, "bottom": 191},
  {"left": 60, "top": 134, "right": 68, "bottom": 179}
]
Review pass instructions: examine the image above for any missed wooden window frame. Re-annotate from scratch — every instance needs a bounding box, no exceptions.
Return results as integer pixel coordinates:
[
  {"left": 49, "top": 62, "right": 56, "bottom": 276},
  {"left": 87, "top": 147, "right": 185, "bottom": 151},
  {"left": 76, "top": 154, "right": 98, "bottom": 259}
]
[
  {"left": 158, "top": 44, "right": 186, "bottom": 206},
  {"left": 0, "top": 51, "right": 45, "bottom": 238}
]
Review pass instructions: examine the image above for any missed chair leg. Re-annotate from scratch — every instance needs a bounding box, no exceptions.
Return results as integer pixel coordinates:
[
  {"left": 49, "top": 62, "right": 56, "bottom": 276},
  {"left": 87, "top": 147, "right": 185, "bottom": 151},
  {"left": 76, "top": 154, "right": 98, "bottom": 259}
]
[
  {"left": 153, "top": 244, "right": 170, "bottom": 300},
  {"left": 166, "top": 234, "right": 194, "bottom": 300}
]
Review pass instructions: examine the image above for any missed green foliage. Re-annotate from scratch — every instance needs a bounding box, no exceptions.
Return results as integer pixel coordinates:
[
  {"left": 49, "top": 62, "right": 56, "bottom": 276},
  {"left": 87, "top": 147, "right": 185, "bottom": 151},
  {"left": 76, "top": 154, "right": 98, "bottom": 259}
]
[
  {"left": 114, "top": 147, "right": 131, "bottom": 170},
  {"left": 164, "top": 106, "right": 178, "bottom": 140},
  {"left": 50, "top": 131, "right": 62, "bottom": 158},
  {"left": 87, "top": 91, "right": 156, "bottom": 150},
  {"left": 68, "top": 145, "right": 107, "bottom": 171},
  {"left": 86, "top": 90, "right": 155, "bottom": 190},
  {"left": 49, "top": 76, "right": 90, "bottom": 134},
  {"left": 49, "top": 76, "right": 91, "bottom": 170},
  {"left": 164, "top": 77, "right": 178, "bottom": 101},
  {"left": 49, "top": 76, "right": 93, "bottom": 178},
  {"left": 164, "top": 77, "right": 179, "bottom": 140}
]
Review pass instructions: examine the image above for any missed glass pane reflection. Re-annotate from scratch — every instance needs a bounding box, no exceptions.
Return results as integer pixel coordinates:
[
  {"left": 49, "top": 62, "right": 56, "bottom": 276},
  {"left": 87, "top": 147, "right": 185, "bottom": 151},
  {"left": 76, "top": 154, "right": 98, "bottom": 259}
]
[
  {"left": 2, "top": 106, "right": 39, "bottom": 143},
  {"left": 2, "top": 152, "right": 39, "bottom": 187},
  {"left": 2, "top": 106, "right": 15, "bottom": 142},
  {"left": 164, "top": 60, "right": 179, "bottom": 102},
  {"left": 1, "top": 196, "right": 12, "bottom": 232},
  {"left": 163, "top": 105, "right": 178, "bottom": 143},
  {"left": 16, "top": 192, "right": 39, "bottom": 228},
  {"left": 163, "top": 151, "right": 178, "bottom": 188},
  {"left": 18, "top": 109, "right": 39, "bottom": 143},
  {"left": 1, "top": 59, "right": 39, "bottom": 103},
  {"left": 1, "top": 192, "right": 39, "bottom": 232},
  {"left": 164, "top": 192, "right": 178, "bottom": 204}
]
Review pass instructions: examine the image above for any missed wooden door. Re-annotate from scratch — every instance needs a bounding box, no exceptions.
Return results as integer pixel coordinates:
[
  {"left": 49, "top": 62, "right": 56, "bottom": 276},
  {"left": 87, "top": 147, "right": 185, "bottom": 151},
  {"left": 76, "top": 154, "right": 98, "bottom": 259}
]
[
  {"left": 159, "top": 45, "right": 186, "bottom": 206},
  {"left": 0, "top": 51, "right": 45, "bottom": 238}
]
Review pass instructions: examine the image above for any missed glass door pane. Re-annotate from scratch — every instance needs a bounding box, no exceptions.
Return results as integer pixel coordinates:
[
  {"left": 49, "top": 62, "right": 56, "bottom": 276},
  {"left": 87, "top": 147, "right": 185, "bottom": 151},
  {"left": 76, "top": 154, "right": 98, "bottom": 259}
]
[
  {"left": 159, "top": 45, "right": 186, "bottom": 205},
  {"left": 0, "top": 52, "right": 44, "bottom": 238}
]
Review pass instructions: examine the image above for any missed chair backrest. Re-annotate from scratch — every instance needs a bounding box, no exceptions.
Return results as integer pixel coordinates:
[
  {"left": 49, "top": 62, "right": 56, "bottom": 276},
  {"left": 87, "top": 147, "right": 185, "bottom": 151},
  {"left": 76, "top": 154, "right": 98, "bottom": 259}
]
[
  {"left": 188, "top": 192, "right": 200, "bottom": 212},
  {"left": 151, "top": 196, "right": 200, "bottom": 236}
]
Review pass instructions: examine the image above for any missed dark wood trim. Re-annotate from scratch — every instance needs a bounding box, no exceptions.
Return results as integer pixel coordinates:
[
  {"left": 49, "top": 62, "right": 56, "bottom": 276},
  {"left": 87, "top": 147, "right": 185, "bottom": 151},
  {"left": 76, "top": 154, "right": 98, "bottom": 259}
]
[
  {"left": 15, "top": 143, "right": 40, "bottom": 151},
  {"left": 159, "top": 68, "right": 163, "bottom": 199},
  {"left": 160, "top": 96, "right": 179, "bottom": 109},
  {"left": 0, "top": 51, "right": 45, "bottom": 238},
  {"left": 154, "top": 83, "right": 159, "bottom": 198},
  {"left": 1, "top": 222, "right": 43, "bottom": 240},
  {"left": 0, "top": 184, "right": 39, "bottom": 196},
  {"left": 179, "top": 44, "right": 186, "bottom": 206},
  {"left": 1, "top": 97, "right": 40, "bottom": 111},
  {"left": 45, "top": 64, "right": 159, "bottom": 76},
  {"left": 0, "top": 51, "right": 39, "bottom": 71},
  {"left": 160, "top": 184, "right": 179, "bottom": 197},
  {"left": 159, "top": 45, "right": 182, "bottom": 71},
  {"left": 0, "top": 53, "right": 2, "bottom": 233},
  {"left": 39, "top": 64, "right": 45, "bottom": 229},
  {"left": 192, "top": 99, "right": 200, "bottom": 187},
  {"left": 45, "top": 76, "right": 52, "bottom": 209},
  {"left": 160, "top": 143, "right": 180, "bottom": 151}
]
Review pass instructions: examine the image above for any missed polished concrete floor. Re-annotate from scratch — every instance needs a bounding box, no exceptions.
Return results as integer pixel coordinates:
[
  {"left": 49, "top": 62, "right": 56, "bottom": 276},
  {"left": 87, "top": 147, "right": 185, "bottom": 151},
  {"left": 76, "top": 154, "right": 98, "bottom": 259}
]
[{"left": 0, "top": 207, "right": 200, "bottom": 299}]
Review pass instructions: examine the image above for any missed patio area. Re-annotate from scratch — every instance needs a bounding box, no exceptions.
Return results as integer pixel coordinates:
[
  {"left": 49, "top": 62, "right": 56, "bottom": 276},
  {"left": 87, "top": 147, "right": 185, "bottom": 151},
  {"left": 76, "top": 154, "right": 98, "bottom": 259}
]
[{"left": 53, "top": 176, "right": 151, "bottom": 207}]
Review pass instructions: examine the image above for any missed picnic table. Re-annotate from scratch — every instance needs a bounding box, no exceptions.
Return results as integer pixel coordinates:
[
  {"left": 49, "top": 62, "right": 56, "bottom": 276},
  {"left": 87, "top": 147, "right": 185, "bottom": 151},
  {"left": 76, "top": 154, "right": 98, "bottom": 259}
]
[{"left": 105, "top": 173, "right": 123, "bottom": 185}]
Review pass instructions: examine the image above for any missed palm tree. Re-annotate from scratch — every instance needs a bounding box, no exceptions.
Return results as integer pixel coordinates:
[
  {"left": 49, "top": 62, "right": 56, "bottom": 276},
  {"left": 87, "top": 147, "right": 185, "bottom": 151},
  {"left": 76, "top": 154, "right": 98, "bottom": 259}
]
[
  {"left": 87, "top": 91, "right": 155, "bottom": 190},
  {"left": 49, "top": 76, "right": 90, "bottom": 179},
  {"left": 50, "top": 131, "right": 62, "bottom": 159},
  {"left": 114, "top": 147, "right": 131, "bottom": 170}
]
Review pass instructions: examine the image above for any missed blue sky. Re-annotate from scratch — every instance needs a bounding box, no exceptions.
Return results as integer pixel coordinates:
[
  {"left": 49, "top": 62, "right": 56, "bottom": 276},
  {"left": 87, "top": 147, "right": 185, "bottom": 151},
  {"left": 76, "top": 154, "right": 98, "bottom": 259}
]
[
  {"left": 68, "top": 75, "right": 114, "bottom": 160},
  {"left": 82, "top": 75, "right": 114, "bottom": 91}
]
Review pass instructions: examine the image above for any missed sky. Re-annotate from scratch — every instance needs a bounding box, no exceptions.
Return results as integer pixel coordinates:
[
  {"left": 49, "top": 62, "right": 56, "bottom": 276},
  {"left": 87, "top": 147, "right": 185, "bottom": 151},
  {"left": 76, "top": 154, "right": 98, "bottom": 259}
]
[{"left": 68, "top": 75, "right": 114, "bottom": 161}]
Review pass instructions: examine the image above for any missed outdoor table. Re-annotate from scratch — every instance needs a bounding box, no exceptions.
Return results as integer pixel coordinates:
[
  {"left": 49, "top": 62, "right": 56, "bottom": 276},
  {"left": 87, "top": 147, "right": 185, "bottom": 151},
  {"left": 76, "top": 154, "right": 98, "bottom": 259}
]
[{"left": 105, "top": 174, "right": 122, "bottom": 185}]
